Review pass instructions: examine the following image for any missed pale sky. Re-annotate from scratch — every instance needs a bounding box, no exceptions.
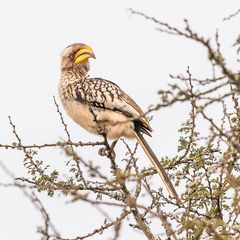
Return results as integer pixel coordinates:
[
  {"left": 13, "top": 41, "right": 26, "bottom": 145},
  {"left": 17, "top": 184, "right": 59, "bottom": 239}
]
[{"left": 0, "top": 0, "right": 239, "bottom": 239}]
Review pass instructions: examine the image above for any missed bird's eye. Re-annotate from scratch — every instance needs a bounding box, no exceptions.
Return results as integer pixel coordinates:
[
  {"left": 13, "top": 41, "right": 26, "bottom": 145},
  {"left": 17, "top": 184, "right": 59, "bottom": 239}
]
[{"left": 69, "top": 53, "right": 75, "bottom": 60}]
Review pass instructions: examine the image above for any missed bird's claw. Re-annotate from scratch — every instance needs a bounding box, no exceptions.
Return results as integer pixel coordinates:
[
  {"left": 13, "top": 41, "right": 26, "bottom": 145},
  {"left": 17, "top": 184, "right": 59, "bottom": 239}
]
[
  {"left": 98, "top": 147, "right": 107, "bottom": 157},
  {"left": 98, "top": 147, "right": 116, "bottom": 160},
  {"left": 109, "top": 150, "right": 116, "bottom": 160}
]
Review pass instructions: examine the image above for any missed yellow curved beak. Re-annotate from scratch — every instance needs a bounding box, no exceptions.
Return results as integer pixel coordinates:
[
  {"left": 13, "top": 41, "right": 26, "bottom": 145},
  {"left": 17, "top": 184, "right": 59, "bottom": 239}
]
[{"left": 74, "top": 45, "right": 96, "bottom": 65}]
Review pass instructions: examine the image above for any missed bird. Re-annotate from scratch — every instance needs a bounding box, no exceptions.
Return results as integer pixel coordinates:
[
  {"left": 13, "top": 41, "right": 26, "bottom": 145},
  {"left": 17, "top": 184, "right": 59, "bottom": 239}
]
[{"left": 58, "top": 43, "right": 180, "bottom": 202}]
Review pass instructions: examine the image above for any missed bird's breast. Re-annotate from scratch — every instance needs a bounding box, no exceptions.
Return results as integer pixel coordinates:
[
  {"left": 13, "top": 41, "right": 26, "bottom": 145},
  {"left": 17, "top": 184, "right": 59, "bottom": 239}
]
[{"left": 62, "top": 99, "right": 98, "bottom": 134}]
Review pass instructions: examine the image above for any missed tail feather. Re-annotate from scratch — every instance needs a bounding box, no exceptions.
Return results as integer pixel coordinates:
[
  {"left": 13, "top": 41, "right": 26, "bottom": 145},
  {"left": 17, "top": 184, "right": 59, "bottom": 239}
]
[{"left": 134, "top": 131, "right": 181, "bottom": 203}]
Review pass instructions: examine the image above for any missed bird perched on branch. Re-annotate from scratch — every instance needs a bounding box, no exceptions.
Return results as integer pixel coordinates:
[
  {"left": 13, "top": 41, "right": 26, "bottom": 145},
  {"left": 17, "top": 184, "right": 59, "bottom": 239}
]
[{"left": 58, "top": 43, "right": 180, "bottom": 202}]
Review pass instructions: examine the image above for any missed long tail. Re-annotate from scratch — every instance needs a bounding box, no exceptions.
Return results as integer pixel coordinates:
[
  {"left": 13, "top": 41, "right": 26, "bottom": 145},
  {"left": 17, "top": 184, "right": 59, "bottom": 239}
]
[{"left": 134, "top": 131, "right": 181, "bottom": 203}]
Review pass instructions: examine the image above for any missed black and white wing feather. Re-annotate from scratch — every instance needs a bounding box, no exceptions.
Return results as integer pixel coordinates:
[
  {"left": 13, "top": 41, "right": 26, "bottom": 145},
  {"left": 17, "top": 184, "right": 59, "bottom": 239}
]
[{"left": 74, "top": 77, "right": 152, "bottom": 135}]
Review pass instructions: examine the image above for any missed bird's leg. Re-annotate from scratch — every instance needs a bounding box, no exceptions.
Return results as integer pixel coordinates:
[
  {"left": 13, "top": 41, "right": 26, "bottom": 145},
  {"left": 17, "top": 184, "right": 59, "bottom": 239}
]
[
  {"left": 108, "top": 139, "right": 118, "bottom": 160},
  {"left": 98, "top": 133, "right": 110, "bottom": 157},
  {"left": 99, "top": 139, "right": 118, "bottom": 160},
  {"left": 98, "top": 133, "right": 118, "bottom": 160}
]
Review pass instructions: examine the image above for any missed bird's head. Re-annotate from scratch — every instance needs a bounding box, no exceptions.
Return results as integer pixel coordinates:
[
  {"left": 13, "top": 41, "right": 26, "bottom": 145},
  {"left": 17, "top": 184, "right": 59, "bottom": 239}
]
[{"left": 61, "top": 43, "right": 96, "bottom": 70}]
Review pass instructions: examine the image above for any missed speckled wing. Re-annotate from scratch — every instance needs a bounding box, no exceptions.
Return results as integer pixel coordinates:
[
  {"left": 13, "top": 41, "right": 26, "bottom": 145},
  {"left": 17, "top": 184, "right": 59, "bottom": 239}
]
[{"left": 74, "top": 77, "right": 152, "bottom": 135}]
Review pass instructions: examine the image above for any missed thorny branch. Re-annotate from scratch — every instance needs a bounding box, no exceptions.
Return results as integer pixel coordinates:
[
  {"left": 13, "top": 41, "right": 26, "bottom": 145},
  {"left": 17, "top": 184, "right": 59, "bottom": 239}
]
[
  {"left": 0, "top": 161, "right": 59, "bottom": 240},
  {"left": 223, "top": 8, "right": 240, "bottom": 21},
  {"left": 128, "top": 8, "right": 240, "bottom": 239},
  {"left": 129, "top": 9, "right": 240, "bottom": 88}
]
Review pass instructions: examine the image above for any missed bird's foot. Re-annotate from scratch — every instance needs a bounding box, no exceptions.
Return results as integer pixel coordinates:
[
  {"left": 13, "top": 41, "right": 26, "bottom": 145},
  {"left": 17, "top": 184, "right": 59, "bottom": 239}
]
[
  {"left": 98, "top": 147, "right": 116, "bottom": 160},
  {"left": 98, "top": 140, "right": 118, "bottom": 160},
  {"left": 98, "top": 147, "right": 107, "bottom": 157}
]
